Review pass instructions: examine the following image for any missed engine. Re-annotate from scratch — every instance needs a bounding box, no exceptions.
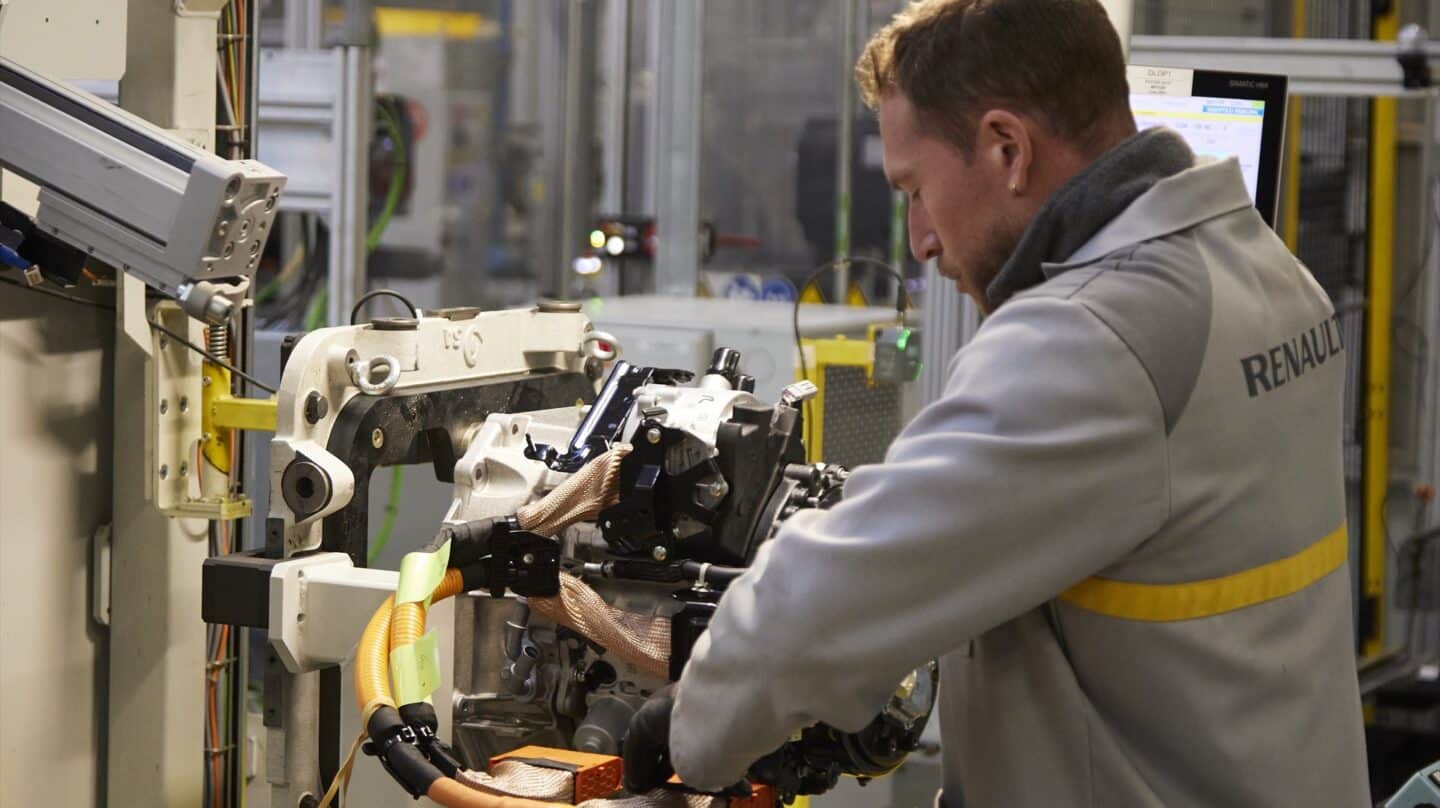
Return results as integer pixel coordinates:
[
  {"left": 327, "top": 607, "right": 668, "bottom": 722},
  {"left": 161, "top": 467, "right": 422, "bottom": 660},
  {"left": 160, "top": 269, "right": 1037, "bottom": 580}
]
[{"left": 442, "top": 348, "right": 936, "bottom": 802}]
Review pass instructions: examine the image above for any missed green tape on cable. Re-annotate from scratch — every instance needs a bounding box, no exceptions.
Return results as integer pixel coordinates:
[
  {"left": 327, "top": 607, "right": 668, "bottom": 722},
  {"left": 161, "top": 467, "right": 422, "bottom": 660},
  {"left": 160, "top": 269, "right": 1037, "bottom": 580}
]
[
  {"left": 390, "top": 630, "right": 441, "bottom": 705},
  {"left": 395, "top": 539, "right": 451, "bottom": 605}
]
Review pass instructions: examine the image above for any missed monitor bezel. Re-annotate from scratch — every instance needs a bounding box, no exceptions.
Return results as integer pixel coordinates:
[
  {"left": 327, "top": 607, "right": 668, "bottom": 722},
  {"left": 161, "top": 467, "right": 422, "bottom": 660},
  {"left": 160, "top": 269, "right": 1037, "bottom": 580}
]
[{"left": 1130, "top": 67, "right": 1289, "bottom": 227}]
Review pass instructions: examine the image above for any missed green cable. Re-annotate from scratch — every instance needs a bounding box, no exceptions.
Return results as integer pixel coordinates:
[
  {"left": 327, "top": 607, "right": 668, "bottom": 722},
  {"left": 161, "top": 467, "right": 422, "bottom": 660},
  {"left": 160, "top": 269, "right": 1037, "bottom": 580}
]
[
  {"left": 301, "top": 101, "right": 409, "bottom": 335},
  {"left": 362, "top": 100, "right": 410, "bottom": 565},
  {"left": 367, "top": 101, "right": 408, "bottom": 254},
  {"left": 303, "top": 289, "right": 328, "bottom": 331},
  {"left": 367, "top": 466, "right": 405, "bottom": 565},
  {"left": 254, "top": 274, "right": 282, "bottom": 305}
]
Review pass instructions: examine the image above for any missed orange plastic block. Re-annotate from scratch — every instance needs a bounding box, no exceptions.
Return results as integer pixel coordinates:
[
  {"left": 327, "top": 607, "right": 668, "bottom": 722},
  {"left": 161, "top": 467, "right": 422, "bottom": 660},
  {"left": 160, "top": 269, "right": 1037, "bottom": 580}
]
[
  {"left": 664, "top": 775, "right": 776, "bottom": 808},
  {"left": 490, "top": 746, "right": 624, "bottom": 804},
  {"left": 729, "top": 783, "right": 777, "bottom": 808}
]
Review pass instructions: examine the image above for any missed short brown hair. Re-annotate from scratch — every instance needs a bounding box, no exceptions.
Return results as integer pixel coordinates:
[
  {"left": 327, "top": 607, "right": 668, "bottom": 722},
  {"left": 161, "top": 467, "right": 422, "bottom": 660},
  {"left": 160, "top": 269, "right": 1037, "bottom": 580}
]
[{"left": 857, "top": 0, "right": 1132, "bottom": 153}]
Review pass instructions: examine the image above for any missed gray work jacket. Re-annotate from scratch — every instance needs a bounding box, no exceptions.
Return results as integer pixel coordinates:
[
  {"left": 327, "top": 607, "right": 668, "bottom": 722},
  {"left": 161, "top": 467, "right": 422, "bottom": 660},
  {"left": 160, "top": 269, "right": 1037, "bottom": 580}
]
[{"left": 669, "top": 140, "right": 1369, "bottom": 806}]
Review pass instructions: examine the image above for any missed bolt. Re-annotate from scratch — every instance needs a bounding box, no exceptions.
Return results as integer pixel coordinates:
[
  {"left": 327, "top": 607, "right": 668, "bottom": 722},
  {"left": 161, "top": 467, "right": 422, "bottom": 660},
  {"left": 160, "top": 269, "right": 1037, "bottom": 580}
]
[
  {"left": 159, "top": 464, "right": 169, "bottom": 480},
  {"left": 646, "top": 427, "right": 662, "bottom": 444},
  {"left": 202, "top": 375, "right": 212, "bottom": 387},
  {"left": 304, "top": 391, "right": 328, "bottom": 425},
  {"left": 159, "top": 398, "right": 169, "bottom": 415},
  {"left": 371, "top": 428, "right": 385, "bottom": 449},
  {"left": 218, "top": 221, "right": 229, "bottom": 237},
  {"left": 522, "top": 553, "right": 536, "bottom": 566},
  {"left": 651, "top": 545, "right": 668, "bottom": 561}
]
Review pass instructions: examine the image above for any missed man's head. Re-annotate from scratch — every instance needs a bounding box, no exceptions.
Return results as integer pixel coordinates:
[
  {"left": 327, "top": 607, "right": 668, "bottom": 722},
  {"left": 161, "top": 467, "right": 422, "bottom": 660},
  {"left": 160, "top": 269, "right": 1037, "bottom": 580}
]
[{"left": 858, "top": 0, "right": 1136, "bottom": 310}]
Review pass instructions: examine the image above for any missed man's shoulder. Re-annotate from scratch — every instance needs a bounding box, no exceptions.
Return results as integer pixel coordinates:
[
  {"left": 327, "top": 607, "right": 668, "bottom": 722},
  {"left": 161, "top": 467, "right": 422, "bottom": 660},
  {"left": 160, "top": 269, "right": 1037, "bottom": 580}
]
[{"left": 1001, "top": 231, "right": 1215, "bottom": 433}]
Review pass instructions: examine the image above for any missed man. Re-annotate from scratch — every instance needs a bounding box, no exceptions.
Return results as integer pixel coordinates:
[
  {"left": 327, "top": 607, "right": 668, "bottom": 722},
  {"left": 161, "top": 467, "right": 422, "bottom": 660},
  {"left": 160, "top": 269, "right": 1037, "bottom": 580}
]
[{"left": 626, "top": 0, "right": 1370, "bottom": 804}]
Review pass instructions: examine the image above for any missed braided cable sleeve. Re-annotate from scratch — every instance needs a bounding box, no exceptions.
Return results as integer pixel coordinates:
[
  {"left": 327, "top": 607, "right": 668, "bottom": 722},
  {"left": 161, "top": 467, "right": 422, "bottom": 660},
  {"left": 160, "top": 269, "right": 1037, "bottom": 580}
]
[
  {"left": 518, "top": 445, "right": 633, "bottom": 536},
  {"left": 530, "top": 574, "right": 671, "bottom": 678}
]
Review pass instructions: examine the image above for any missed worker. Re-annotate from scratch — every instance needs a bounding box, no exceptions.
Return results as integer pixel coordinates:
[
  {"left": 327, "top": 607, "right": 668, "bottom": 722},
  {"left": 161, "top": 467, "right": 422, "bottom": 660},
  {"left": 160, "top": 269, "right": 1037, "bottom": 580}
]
[{"left": 623, "top": 0, "right": 1371, "bottom": 805}]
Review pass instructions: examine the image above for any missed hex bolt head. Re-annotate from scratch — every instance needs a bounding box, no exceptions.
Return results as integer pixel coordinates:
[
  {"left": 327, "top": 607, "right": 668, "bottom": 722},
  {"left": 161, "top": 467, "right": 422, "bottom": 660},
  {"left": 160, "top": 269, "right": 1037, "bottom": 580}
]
[
  {"left": 646, "top": 427, "right": 662, "bottom": 444},
  {"left": 651, "top": 545, "right": 668, "bottom": 561},
  {"left": 304, "top": 392, "right": 329, "bottom": 425},
  {"left": 522, "top": 553, "right": 536, "bottom": 566}
]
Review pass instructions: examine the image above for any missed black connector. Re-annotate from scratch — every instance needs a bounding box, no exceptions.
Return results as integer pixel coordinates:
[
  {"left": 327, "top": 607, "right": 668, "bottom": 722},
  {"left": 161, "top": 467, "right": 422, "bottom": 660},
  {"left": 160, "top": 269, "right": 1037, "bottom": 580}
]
[
  {"left": 431, "top": 517, "right": 497, "bottom": 567},
  {"left": 398, "top": 702, "right": 438, "bottom": 731},
  {"left": 482, "top": 517, "right": 561, "bottom": 598},
  {"left": 363, "top": 707, "right": 444, "bottom": 799},
  {"left": 414, "top": 724, "right": 464, "bottom": 778}
]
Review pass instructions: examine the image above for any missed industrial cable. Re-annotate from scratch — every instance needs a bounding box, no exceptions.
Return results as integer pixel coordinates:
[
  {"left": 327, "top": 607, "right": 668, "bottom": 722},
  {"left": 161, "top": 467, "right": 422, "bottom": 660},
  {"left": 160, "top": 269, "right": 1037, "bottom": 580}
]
[
  {"left": 790, "top": 257, "right": 911, "bottom": 449},
  {"left": 367, "top": 100, "right": 409, "bottom": 254},
  {"left": 1, "top": 271, "right": 276, "bottom": 396},
  {"left": 305, "top": 100, "right": 411, "bottom": 332},
  {"left": 368, "top": 466, "right": 406, "bottom": 565},
  {"left": 0, "top": 272, "right": 114, "bottom": 311},
  {"left": 350, "top": 288, "right": 420, "bottom": 325},
  {"left": 146, "top": 316, "right": 278, "bottom": 394}
]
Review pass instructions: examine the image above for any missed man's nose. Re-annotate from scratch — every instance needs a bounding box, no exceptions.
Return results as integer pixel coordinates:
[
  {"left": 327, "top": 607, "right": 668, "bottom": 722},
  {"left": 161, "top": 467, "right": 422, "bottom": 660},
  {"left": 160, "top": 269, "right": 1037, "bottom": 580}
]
[
  {"left": 911, "top": 231, "right": 941, "bottom": 262},
  {"left": 910, "top": 217, "right": 944, "bottom": 262},
  {"left": 909, "top": 206, "right": 941, "bottom": 262}
]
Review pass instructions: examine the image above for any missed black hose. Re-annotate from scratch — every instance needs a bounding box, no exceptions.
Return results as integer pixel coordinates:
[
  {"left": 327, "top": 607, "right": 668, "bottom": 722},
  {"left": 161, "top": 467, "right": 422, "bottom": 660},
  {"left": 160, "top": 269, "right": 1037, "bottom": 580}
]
[{"left": 350, "top": 288, "right": 419, "bottom": 325}]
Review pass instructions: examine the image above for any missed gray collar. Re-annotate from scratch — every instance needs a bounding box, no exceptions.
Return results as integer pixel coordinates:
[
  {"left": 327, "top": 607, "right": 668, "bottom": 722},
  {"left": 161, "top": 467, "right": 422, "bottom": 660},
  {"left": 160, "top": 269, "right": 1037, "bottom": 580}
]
[
  {"left": 985, "top": 127, "right": 1195, "bottom": 310},
  {"left": 1047, "top": 157, "right": 1257, "bottom": 272}
]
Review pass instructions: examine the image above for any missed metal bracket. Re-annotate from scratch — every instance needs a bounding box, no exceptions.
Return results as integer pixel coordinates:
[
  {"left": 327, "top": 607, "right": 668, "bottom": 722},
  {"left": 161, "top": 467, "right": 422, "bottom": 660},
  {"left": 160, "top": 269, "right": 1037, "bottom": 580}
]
[
  {"left": 92, "top": 523, "right": 111, "bottom": 627},
  {"left": 268, "top": 552, "right": 399, "bottom": 673},
  {"left": 173, "top": 0, "right": 229, "bottom": 18},
  {"left": 152, "top": 303, "right": 206, "bottom": 516}
]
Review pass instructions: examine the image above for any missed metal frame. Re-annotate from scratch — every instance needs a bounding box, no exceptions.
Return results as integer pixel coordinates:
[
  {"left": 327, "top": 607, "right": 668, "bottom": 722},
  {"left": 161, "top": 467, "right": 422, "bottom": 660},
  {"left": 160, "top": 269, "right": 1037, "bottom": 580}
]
[
  {"left": 254, "top": 0, "right": 373, "bottom": 330},
  {"left": 0, "top": 56, "right": 284, "bottom": 297},
  {"left": 1129, "top": 35, "right": 1439, "bottom": 97},
  {"left": 651, "top": 0, "right": 703, "bottom": 296}
]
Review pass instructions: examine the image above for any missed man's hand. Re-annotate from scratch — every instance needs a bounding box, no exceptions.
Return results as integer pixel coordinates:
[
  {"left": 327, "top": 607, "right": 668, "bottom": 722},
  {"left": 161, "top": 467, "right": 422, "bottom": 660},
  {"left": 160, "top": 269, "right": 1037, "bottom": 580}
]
[
  {"left": 622, "top": 686, "right": 753, "bottom": 796},
  {"left": 622, "top": 686, "right": 676, "bottom": 793}
]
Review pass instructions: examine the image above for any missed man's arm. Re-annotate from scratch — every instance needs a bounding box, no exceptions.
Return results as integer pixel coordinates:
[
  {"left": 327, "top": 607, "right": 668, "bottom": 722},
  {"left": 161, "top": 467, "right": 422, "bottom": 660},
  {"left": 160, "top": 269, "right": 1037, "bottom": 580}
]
[{"left": 669, "top": 295, "right": 1171, "bottom": 790}]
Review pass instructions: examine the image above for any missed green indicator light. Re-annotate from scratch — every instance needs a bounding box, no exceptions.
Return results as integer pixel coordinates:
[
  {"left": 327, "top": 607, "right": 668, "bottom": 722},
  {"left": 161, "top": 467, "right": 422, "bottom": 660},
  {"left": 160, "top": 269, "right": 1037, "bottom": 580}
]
[
  {"left": 589, "top": 230, "right": 606, "bottom": 250},
  {"left": 895, "top": 328, "right": 911, "bottom": 351}
]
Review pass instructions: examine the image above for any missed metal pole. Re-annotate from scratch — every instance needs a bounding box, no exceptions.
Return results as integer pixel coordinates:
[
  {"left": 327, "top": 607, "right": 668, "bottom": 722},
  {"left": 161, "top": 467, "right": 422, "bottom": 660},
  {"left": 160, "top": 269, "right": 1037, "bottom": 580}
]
[
  {"left": 600, "top": 0, "right": 631, "bottom": 217},
  {"left": 284, "top": 0, "right": 323, "bottom": 50},
  {"left": 833, "top": 0, "right": 857, "bottom": 302},
  {"left": 560, "top": 0, "right": 600, "bottom": 299},
  {"left": 1362, "top": 6, "right": 1400, "bottom": 660},
  {"left": 653, "top": 0, "right": 703, "bottom": 296},
  {"left": 641, "top": 0, "right": 662, "bottom": 218}
]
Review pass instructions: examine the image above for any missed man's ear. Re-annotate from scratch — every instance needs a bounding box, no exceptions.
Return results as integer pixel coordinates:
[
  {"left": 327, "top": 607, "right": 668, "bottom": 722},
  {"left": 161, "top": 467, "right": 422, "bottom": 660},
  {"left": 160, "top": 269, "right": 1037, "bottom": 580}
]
[{"left": 975, "top": 109, "right": 1034, "bottom": 195}]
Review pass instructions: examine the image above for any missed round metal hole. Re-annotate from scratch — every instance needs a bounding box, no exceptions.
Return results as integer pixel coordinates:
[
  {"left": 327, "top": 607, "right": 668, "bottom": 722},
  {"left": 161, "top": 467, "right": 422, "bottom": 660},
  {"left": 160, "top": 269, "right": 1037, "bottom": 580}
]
[
  {"left": 179, "top": 462, "right": 189, "bottom": 477},
  {"left": 159, "top": 464, "right": 169, "bottom": 480},
  {"left": 224, "top": 176, "right": 243, "bottom": 201},
  {"left": 179, "top": 396, "right": 189, "bottom": 414},
  {"left": 159, "top": 398, "right": 169, "bottom": 415}
]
